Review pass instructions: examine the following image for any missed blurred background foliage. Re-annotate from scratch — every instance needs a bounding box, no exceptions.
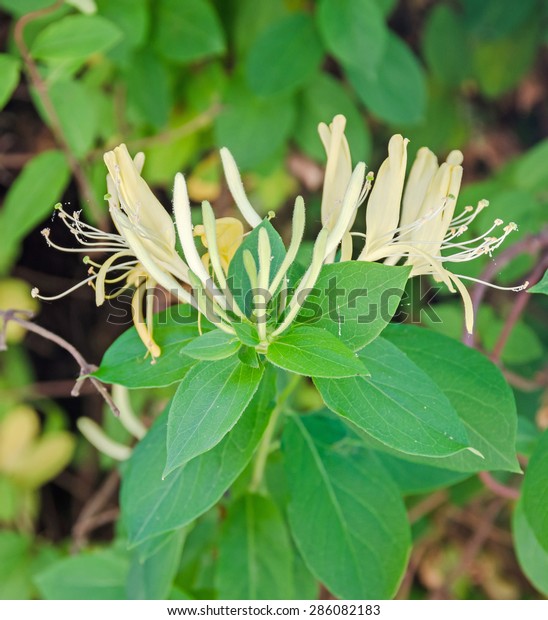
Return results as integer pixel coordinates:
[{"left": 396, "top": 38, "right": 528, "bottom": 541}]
[{"left": 0, "top": 0, "right": 547, "bottom": 600}]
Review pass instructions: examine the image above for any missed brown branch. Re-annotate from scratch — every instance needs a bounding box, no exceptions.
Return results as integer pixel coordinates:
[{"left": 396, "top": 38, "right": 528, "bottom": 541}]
[
  {"left": 503, "top": 368, "right": 548, "bottom": 392},
  {"left": 408, "top": 490, "right": 448, "bottom": 523},
  {"left": 0, "top": 309, "right": 119, "bottom": 416},
  {"left": 429, "top": 498, "right": 505, "bottom": 599},
  {"left": 13, "top": 2, "right": 105, "bottom": 225},
  {"left": 478, "top": 471, "right": 520, "bottom": 501},
  {"left": 88, "top": 102, "right": 222, "bottom": 159},
  {"left": 71, "top": 470, "right": 120, "bottom": 551},
  {"left": 0, "top": 153, "right": 35, "bottom": 168},
  {"left": 490, "top": 253, "right": 548, "bottom": 364},
  {"left": 463, "top": 229, "right": 548, "bottom": 347}
]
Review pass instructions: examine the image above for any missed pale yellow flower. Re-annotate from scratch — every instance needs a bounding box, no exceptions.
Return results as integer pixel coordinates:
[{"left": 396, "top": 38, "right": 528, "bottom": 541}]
[
  {"left": 355, "top": 134, "right": 525, "bottom": 333},
  {"left": 34, "top": 146, "right": 192, "bottom": 360},
  {"left": 193, "top": 216, "right": 244, "bottom": 274}
]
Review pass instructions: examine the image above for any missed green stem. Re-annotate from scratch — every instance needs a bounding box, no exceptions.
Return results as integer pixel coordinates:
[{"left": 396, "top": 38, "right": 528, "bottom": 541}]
[{"left": 249, "top": 373, "right": 301, "bottom": 493}]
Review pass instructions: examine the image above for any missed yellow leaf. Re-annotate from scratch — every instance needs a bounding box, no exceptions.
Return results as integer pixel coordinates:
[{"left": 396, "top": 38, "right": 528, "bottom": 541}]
[
  {"left": 9, "top": 432, "right": 75, "bottom": 489},
  {"left": 0, "top": 406, "right": 39, "bottom": 472},
  {"left": 0, "top": 279, "right": 39, "bottom": 344}
]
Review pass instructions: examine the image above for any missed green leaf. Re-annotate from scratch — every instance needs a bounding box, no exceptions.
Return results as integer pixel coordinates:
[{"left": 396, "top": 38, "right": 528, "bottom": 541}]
[
  {"left": 232, "top": 0, "right": 288, "bottom": 57},
  {"left": 283, "top": 413, "right": 410, "bottom": 599},
  {"left": 0, "top": 0, "right": 55, "bottom": 16},
  {"left": 513, "top": 139, "right": 548, "bottom": 191},
  {"left": 246, "top": 13, "right": 324, "bottom": 97},
  {"left": 297, "top": 262, "right": 410, "bottom": 351},
  {"left": 122, "top": 369, "right": 275, "bottom": 545},
  {"left": 182, "top": 330, "right": 241, "bottom": 361},
  {"left": 125, "top": 50, "right": 170, "bottom": 129},
  {"left": 472, "top": 21, "right": 541, "bottom": 98},
  {"left": 295, "top": 73, "right": 371, "bottom": 162},
  {"left": 35, "top": 548, "right": 129, "bottom": 599},
  {"left": 0, "top": 150, "right": 70, "bottom": 274},
  {"left": 513, "top": 501, "right": 548, "bottom": 596},
  {"left": 478, "top": 308, "right": 543, "bottom": 365},
  {"left": 317, "top": 0, "right": 387, "bottom": 73},
  {"left": 93, "top": 306, "right": 201, "bottom": 388},
  {"left": 153, "top": 0, "right": 225, "bottom": 63},
  {"left": 375, "top": 0, "right": 397, "bottom": 17},
  {"left": 346, "top": 33, "right": 426, "bottom": 125},
  {"left": 216, "top": 494, "right": 294, "bottom": 599},
  {"left": 238, "top": 345, "right": 260, "bottom": 368},
  {"left": 267, "top": 326, "right": 369, "bottom": 378},
  {"left": 374, "top": 452, "right": 470, "bottom": 496},
  {"left": 460, "top": 0, "right": 537, "bottom": 40},
  {"left": 529, "top": 270, "right": 548, "bottom": 295},
  {"left": 522, "top": 430, "right": 548, "bottom": 552},
  {"left": 227, "top": 220, "right": 286, "bottom": 316},
  {"left": 96, "top": 0, "right": 149, "bottom": 62},
  {"left": 166, "top": 356, "right": 264, "bottom": 474},
  {"left": 0, "top": 54, "right": 20, "bottom": 110},
  {"left": 0, "top": 531, "right": 32, "bottom": 599},
  {"left": 316, "top": 337, "right": 471, "bottom": 458},
  {"left": 232, "top": 321, "right": 260, "bottom": 347},
  {"left": 384, "top": 325, "right": 520, "bottom": 472},
  {"left": 422, "top": 5, "right": 471, "bottom": 86},
  {"left": 215, "top": 80, "right": 296, "bottom": 170},
  {"left": 31, "top": 14, "right": 122, "bottom": 61},
  {"left": 127, "top": 530, "right": 185, "bottom": 600},
  {"left": 44, "top": 80, "right": 97, "bottom": 158}
]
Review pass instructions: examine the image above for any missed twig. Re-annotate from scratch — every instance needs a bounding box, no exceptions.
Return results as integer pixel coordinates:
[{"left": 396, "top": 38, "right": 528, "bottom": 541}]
[
  {"left": 490, "top": 254, "right": 548, "bottom": 364},
  {"left": 408, "top": 490, "right": 448, "bottom": 523},
  {"left": 478, "top": 471, "right": 520, "bottom": 501},
  {"left": 0, "top": 309, "right": 119, "bottom": 416},
  {"left": 13, "top": 1, "right": 105, "bottom": 225},
  {"left": 89, "top": 103, "right": 222, "bottom": 158},
  {"left": 0, "top": 153, "right": 35, "bottom": 168},
  {"left": 463, "top": 229, "right": 548, "bottom": 346},
  {"left": 396, "top": 542, "right": 430, "bottom": 600},
  {"left": 71, "top": 470, "right": 120, "bottom": 551},
  {"left": 429, "top": 498, "right": 505, "bottom": 599},
  {"left": 503, "top": 368, "right": 548, "bottom": 392}
]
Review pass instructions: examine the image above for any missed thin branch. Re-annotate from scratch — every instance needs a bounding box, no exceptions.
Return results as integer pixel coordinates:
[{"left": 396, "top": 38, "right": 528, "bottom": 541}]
[
  {"left": 71, "top": 470, "right": 120, "bottom": 551},
  {"left": 88, "top": 102, "right": 222, "bottom": 158},
  {"left": 408, "top": 490, "right": 448, "bottom": 524},
  {"left": 13, "top": 2, "right": 105, "bottom": 225},
  {"left": 0, "top": 309, "right": 119, "bottom": 416},
  {"left": 503, "top": 368, "right": 548, "bottom": 392},
  {"left": 490, "top": 253, "right": 548, "bottom": 364},
  {"left": 0, "top": 153, "right": 34, "bottom": 168},
  {"left": 478, "top": 471, "right": 520, "bottom": 501},
  {"left": 430, "top": 498, "right": 505, "bottom": 599}
]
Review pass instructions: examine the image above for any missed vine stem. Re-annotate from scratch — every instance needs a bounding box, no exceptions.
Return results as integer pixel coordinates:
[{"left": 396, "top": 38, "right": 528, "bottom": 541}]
[
  {"left": 490, "top": 253, "right": 548, "bottom": 364},
  {"left": 13, "top": 1, "right": 105, "bottom": 225},
  {"left": 0, "top": 309, "right": 119, "bottom": 416},
  {"left": 478, "top": 471, "right": 520, "bottom": 501},
  {"left": 249, "top": 373, "right": 302, "bottom": 493}
]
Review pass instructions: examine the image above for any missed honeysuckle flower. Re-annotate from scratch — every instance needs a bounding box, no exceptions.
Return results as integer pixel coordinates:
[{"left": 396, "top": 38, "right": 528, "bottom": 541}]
[
  {"left": 319, "top": 114, "right": 353, "bottom": 232},
  {"left": 33, "top": 146, "right": 192, "bottom": 360},
  {"left": 355, "top": 134, "right": 526, "bottom": 333},
  {"left": 76, "top": 385, "right": 145, "bottom": 461},
  {"left": 172, "top": 143, "right": 368, "bottom": 345},
  {"left": 193, "top": 216, "right": 244, "bottom": 274}
]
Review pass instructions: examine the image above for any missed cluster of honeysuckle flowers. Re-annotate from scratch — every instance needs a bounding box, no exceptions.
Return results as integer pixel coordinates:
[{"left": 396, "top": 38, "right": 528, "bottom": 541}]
[{"left": 33, "top": 114, "right": 527, "bottom": 360}]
